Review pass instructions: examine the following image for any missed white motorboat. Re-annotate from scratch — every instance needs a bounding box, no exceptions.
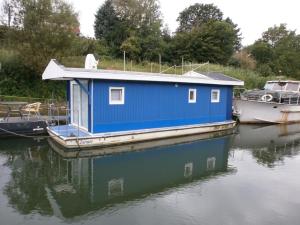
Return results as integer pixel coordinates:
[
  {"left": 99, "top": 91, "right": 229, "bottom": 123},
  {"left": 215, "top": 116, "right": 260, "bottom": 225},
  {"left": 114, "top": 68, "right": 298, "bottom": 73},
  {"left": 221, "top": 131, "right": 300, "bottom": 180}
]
[{"left": 234, "top": 80, "right": 300, "bottom": 123}]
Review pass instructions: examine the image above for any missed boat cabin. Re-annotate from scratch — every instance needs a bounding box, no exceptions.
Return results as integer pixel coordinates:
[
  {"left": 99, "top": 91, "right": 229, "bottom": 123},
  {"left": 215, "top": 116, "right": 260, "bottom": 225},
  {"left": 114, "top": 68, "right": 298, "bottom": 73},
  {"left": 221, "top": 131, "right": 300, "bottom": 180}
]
[
  {"left": 42, "top": 59, "right": 243, "bottom": 148},
  {"left": 264, "top": 81, "right": 300, "bottom": 92}
]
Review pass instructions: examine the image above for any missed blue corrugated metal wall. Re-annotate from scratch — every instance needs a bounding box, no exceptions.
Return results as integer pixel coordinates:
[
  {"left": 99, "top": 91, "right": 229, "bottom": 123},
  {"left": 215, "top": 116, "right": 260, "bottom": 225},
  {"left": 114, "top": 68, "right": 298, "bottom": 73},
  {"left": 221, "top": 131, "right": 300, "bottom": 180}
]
[{"left": 92, "top": 80, "right": 233, "bottom": 133}]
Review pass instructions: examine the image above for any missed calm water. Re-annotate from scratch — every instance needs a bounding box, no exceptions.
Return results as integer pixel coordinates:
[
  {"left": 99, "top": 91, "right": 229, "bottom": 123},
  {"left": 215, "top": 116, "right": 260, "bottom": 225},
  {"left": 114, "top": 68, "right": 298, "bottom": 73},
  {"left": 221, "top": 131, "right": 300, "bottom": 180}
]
[{"left": 1, "top": 125, "right": 300, "bottom": 225}]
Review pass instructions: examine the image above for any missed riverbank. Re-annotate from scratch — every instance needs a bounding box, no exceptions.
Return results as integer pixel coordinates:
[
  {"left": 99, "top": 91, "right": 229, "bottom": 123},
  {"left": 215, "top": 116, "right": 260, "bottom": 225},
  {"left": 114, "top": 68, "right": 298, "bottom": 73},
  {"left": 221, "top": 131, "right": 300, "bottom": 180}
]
[{"left": 0, "top": 49, "right": 284, "bottom": 99}]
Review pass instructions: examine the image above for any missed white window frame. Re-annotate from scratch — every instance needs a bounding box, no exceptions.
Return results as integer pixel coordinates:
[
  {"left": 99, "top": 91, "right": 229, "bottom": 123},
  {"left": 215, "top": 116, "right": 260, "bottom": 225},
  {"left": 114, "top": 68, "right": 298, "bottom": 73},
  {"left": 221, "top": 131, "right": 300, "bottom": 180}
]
[
  {"left": 189, "top": 89, "right": 197, "bottom": 103},
  {"left": 207, "top": 157, "right": 216, "bottom": 171},
  {"left": 211, "top": 89, "right": 220, "bottom": 103},
  {"left": 184, "top": 162, "right": 193, "bottom": 178},
  {"left": 108, "top": 178, "right": 124, "bottom": 197},
  {"left": 109, "top": 87, "right": 125, "bottom": 105}
]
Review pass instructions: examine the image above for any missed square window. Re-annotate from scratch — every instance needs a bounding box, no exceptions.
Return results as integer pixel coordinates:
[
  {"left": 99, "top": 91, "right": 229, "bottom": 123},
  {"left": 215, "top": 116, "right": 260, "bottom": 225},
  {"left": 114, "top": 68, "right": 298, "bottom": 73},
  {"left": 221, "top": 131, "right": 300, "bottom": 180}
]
[
  {"left": 207, "top": 157, "right": 216, "bottom": 171},
  {"left": 189, "top": 89, "right": 197, "bottom": 103},
  {"left": 109, "top": 87, "right": 125, "bottom": 105},
  {"left": 184, "top": 162, "right": 193, "bottom": 178},
  {"left": 108, "top": 178, "right": 124, "bottom": 197},
  {"left": 211, "top": 89, "right": 220, "bottom": 103}
]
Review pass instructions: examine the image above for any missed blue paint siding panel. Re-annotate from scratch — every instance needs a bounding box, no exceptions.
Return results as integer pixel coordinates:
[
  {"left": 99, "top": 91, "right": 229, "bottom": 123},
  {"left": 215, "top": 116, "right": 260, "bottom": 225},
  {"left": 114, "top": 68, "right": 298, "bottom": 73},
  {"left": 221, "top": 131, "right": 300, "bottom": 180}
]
[{"left": 92, "top": 80, "right": 233, "bottom": 133}]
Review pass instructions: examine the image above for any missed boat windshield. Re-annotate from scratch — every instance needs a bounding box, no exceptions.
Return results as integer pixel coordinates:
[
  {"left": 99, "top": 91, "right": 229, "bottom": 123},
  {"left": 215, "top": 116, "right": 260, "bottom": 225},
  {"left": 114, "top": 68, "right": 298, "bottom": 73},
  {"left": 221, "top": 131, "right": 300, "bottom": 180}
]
[
  {"left": 286, "top": 82, "right": 299, "bottom": 91},
  {"left": 264, "top": 82, "right": 300, "bottom": 92}
]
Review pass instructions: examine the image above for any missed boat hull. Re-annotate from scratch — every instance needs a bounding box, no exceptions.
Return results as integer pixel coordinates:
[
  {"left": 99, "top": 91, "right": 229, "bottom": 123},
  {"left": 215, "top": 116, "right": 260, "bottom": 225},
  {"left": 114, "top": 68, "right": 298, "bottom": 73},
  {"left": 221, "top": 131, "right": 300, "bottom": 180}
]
[
  {"left": 0, "top": 119, "right": 48, "bottom": 137},
  {"left": 234, "top": 99, "right": 300, "bottom": 124},
  {"left": 47, "top": 121, "right": 236, "bottom": 149}
]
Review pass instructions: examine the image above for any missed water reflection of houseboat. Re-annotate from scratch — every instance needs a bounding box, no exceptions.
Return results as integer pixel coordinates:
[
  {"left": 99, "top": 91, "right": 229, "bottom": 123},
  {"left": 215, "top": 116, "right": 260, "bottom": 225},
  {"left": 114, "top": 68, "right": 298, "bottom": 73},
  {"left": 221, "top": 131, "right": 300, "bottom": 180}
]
[
  {"left": 1, "top": 134, "right": 233, "bottom": 219},
  {"left": 47, "top": 134, "right": 233, "bottom": 218}
]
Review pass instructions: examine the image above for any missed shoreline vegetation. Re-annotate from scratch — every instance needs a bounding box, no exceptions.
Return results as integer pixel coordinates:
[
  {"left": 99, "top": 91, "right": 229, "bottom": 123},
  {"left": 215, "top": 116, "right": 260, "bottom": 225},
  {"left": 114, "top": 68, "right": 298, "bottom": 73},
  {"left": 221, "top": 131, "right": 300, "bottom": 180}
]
[
  {"left": 0, "top": 51, "right": 280, "bottom": 100},
  {"left": 1, "top": 0, "right": 297, "bottom": 100}
]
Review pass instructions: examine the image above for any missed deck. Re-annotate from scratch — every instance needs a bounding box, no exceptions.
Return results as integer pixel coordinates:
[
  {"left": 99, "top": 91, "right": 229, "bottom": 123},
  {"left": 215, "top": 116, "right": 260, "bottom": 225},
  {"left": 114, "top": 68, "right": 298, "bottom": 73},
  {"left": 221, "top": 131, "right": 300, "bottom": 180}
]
[
  {"left": 49, "top": 125, "right": 91, "bottom": 139},
  {"left": 47, "top": 121, "right": 236, "bottom": 149}
]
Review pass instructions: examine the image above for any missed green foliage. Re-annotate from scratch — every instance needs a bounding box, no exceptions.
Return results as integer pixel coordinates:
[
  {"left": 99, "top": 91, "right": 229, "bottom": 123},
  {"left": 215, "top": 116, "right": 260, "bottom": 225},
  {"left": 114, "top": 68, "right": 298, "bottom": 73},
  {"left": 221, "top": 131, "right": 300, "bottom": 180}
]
[
  {"left": 0, "top": 50, "right": 65, "bottom": 98},
  {"left": 1, "top": 0, "right": 299, "bottom": 100},
  {"left": 94, "top": 0, "right": 127, "bottom": 56},
  {"left": 256, "top": 64, "right": 274, "bottom": 77},
  {"left": 177, "top": 3, "right": 223, "bottom": 32},
  {"left": 94, "top": 0, "right": 163, "bottom": 60},
  {"left": 249, "top": 24, "right": 300, "bottom": 78},
  {"left": 5, "top": 0, "right": 79, "bottom": 73},
  {"left": 120, "top": 36, "right": 141, "bottom": 60},
  {"left": 60, "top": 55, "right": 277, "bottom": 90},
  {"left": 169, "top": 20, "right": 239, "bottom": 65},
  {"left": 249, "top": 41, "right": 274, "bottom": 64},
  {"left": 168, "top": 4, "right": 241, "bottom": 65},
  {"left": 71, "top": 37, "right": 109, "bottom": 56}
]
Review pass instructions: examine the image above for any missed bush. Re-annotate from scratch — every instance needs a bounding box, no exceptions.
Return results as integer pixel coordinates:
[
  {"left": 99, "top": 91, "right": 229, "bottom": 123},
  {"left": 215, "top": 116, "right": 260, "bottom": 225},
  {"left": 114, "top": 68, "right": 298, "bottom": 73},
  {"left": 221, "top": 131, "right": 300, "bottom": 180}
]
[
  {"left": 0, "top": 52, "right": 66, "bottom": 99},
  {"left": 230, "top": 51, "right": 256, "bottom": 70},
  {"left": 256, "top": 64, "right": 274, "bottom": 77}
]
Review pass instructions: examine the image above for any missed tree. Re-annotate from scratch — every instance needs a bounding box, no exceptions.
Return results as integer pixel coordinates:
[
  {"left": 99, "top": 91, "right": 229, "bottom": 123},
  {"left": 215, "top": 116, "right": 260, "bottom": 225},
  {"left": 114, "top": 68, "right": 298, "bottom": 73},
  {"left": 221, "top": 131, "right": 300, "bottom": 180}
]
[
  {"left": 177, "top": 3, "right": 223, "bottom": 32},
  {"left": 120, "top": 36, "right": 141, "bottom": 60},
  {"left": 249, "top": 41, "right": 274, "bottom": 64},
  {"left": 3, "top": 0, "right": 79, "bottom": 73},
  {"left": 170, "top": 3, "right": 241, "bottom": 65},
  {"left": 94, "top": 0, "right": 127, "bottom": 55},
  {"left": 191, "top": 21, "right": 239, "bottom": 64},
  {"left": 94, "top": 0, "right": 163, "bottom": 60},
  {"left": 262, "top": 24, "right": 294, "bottom": 47},
  {"left": 249, "top": 24, "right": 300, "bottom": 78}
]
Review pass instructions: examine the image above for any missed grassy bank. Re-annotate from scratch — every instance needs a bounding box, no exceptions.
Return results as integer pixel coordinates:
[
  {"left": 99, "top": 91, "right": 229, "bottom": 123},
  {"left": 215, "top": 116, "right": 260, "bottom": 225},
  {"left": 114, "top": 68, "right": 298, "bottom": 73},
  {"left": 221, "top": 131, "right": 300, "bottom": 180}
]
[
  {"left": 62, "top": 56, "right": 281, "bottom": 90},
  {"left": 0, "top": 50, "right": 286, "bottom": 99}
]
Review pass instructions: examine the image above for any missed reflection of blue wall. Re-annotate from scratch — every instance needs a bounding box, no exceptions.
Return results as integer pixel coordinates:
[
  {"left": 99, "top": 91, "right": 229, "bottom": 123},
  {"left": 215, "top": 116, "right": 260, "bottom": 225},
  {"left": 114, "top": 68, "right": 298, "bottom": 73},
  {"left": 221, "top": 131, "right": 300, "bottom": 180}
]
[
  {"left": 49, "top": 135, "right": 231, "bottom": 218},
  {"left": 92, "top": 80, "right": 233, "bottom": 133},
  {"left": 92, "top": 136, "right": 230, "bottom": 202}
]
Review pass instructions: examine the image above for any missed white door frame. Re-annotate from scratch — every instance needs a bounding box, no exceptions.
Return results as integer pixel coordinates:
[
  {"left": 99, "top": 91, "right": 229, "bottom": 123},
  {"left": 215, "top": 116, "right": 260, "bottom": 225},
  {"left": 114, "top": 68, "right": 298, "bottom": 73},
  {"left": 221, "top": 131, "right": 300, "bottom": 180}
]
[{"left": 70, "top": 80, "right": 88, "bottom": 131}]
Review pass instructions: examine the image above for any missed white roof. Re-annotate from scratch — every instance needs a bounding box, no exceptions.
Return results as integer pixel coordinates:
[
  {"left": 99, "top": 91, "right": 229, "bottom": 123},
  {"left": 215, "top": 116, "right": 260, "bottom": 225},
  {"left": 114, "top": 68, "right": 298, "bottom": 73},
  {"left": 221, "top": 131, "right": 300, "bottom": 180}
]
[
  {"left": 267, "top": 80, "right": 300, "bottom": 84},
  {"left": 42, "top": 59, "right": 244, "bottom": 86}
]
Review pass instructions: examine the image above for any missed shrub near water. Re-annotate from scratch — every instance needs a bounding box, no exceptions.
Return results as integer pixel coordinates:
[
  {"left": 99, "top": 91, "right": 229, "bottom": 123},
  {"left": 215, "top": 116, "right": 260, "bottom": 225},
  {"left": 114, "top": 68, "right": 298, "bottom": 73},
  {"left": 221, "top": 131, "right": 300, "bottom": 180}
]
[{"left": 0, "top": 51, "right": 66, "bottom": 99}]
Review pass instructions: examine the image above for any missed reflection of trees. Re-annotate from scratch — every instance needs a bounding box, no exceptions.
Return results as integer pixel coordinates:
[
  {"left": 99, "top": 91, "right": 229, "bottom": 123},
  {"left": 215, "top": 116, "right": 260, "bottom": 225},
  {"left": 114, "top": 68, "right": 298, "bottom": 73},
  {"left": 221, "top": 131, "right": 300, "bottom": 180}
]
[
  {"left": 3, "top": 143, "right": 53, "bottom": 215},
  {"left": 251, "top": 140, "right": 300, "bottom": 168},
  {"left": 1, "top": 136, "right": 233, "bottom": 218}
]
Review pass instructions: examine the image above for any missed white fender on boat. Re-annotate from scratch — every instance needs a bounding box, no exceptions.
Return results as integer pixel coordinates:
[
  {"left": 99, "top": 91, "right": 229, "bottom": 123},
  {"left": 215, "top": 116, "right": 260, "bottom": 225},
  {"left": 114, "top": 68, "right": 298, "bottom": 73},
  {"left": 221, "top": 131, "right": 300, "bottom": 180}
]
[{"left": 260, "top": 94, "right": 273, "bottom": 102}]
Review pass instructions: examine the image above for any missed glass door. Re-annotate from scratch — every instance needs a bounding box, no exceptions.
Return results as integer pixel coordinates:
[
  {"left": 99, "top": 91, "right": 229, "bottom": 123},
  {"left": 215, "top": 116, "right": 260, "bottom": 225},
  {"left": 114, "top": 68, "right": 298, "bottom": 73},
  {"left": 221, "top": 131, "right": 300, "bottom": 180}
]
[{"left": 71, "top": 81, "right": 88, "bottom": 130}]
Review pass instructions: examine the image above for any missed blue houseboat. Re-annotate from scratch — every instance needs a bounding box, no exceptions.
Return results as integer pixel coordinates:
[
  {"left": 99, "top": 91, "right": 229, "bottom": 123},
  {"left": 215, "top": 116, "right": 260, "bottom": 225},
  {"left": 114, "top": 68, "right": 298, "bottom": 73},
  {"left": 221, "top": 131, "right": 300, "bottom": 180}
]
[{"left": 42, "top": 58, "right": 243, "bottom": 148}]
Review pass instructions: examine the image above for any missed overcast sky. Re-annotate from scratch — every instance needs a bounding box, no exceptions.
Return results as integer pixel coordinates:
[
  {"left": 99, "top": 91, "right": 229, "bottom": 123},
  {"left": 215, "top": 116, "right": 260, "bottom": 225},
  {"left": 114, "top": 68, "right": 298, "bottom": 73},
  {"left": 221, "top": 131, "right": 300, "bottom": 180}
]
[{"left": 68, "top": 0, "right": 300, "bottom": 46}]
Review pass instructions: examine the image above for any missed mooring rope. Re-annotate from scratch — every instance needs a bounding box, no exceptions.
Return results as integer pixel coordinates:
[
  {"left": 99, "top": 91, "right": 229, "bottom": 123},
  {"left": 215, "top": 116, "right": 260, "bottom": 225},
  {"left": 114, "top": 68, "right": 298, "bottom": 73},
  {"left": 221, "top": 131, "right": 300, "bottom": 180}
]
[{"left": 0, "top": 125, "right": 83, "bottom": 156}]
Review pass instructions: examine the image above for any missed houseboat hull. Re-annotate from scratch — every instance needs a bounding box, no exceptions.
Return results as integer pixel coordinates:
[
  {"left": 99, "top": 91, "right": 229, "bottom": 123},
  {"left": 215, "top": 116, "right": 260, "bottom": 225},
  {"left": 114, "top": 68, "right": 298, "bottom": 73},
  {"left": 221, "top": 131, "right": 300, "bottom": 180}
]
[
  {"left": 47, "top": 120, "right": 236, "bottom": 149},
  {"left": 234, "top": 99, "right": 300, "bottom": 124}
]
